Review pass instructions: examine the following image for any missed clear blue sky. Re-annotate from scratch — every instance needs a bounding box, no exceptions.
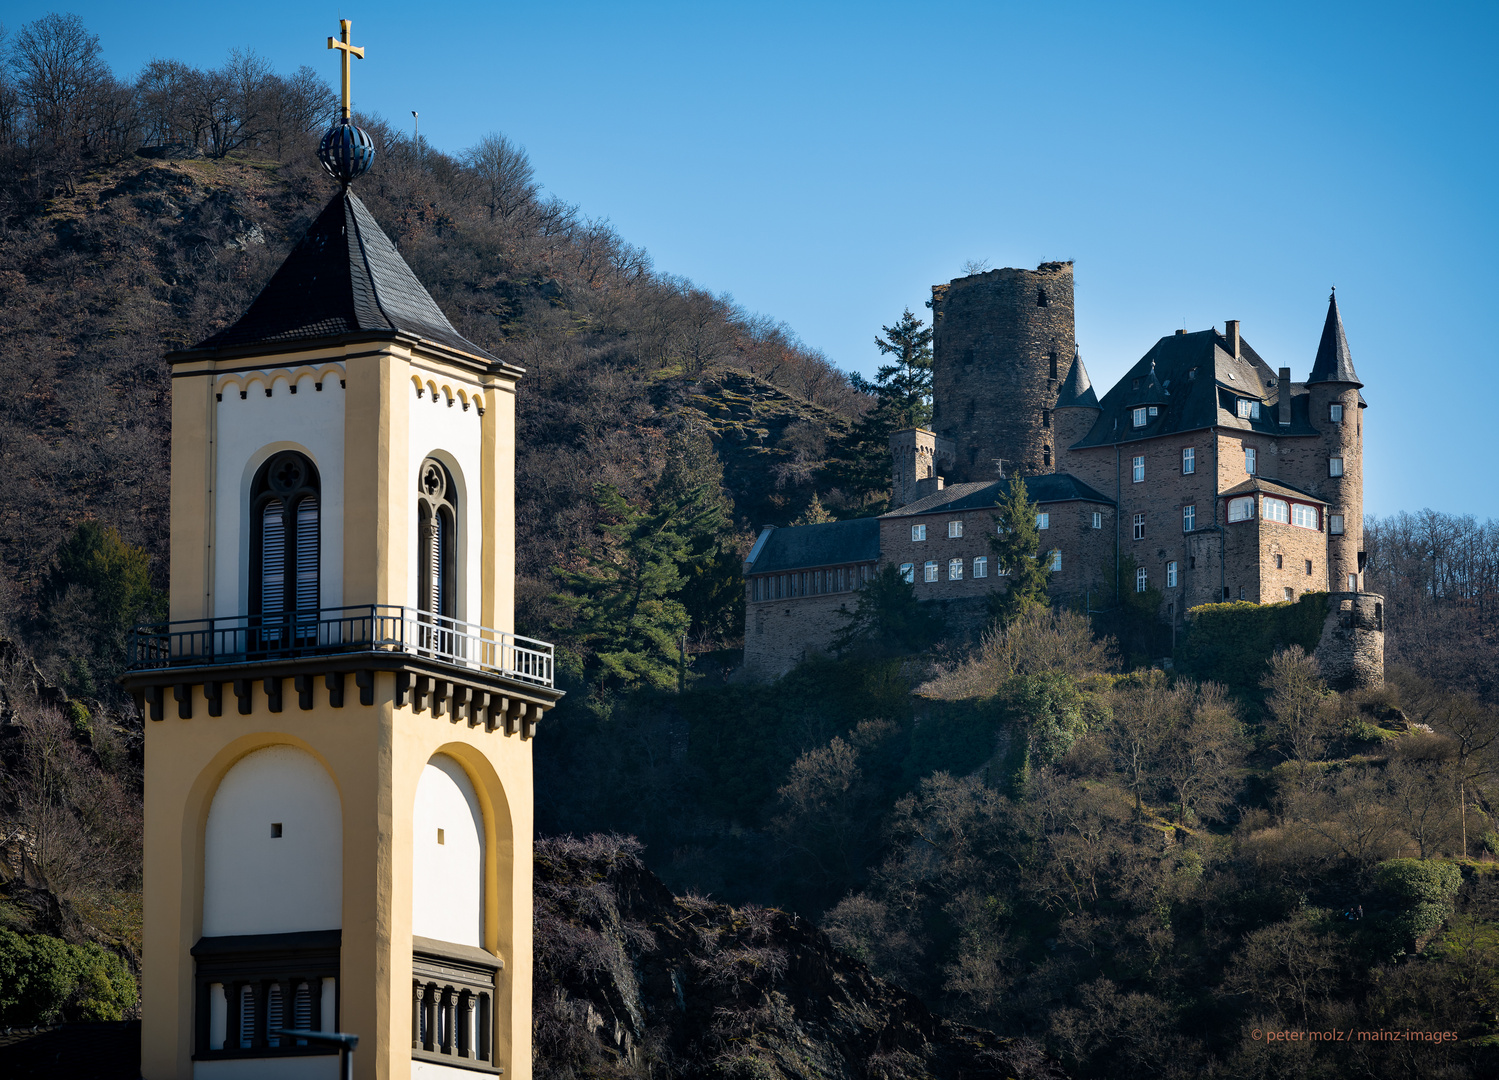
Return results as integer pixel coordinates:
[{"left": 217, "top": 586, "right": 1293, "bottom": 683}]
[{"left": 9, "top": 2, "right": 1496, "bottom": 517}]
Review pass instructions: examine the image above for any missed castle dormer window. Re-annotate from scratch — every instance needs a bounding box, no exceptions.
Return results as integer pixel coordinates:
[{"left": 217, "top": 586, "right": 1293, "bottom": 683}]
[
  {"left": 250, "top": 451, "right": 320, "bottom": 639},
  {"left": 1236, "top": 398, "right": 1261, "bottom": 419},
  {"left": 1132, "top": 407, "right": 1147, "bottom": 428},
  {"left": 1148, "top": 406, "right": 1158, "bottom": 417}
]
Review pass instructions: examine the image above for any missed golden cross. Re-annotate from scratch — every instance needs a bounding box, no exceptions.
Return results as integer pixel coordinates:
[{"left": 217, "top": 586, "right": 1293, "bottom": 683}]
[{"left": 326, "top": 19, "right": 365, "bottom": 121}]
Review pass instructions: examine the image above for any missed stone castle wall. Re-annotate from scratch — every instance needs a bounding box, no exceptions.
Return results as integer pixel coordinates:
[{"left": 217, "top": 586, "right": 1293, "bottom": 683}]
[
  {"left": 931, "top": 263, "right": 1076, "bottom": 481},
  {"left": 1313, "top": 591, "right": 1385, "bottom": 690}
]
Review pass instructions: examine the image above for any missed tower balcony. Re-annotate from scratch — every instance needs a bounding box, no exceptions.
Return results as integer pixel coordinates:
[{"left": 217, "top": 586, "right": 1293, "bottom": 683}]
[{"left": 124, "top": 606, "right": 560, "bottom": 727}]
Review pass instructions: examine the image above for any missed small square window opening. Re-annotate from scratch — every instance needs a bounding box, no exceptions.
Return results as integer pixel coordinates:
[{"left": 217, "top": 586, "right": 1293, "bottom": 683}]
[
  {"left": 1329, "top": 403, "right": 1343, "bottom": 422},
  {"left": 948, "top": 520, "right": 963, "bottom": 539},
  {"left": 437, "top": 829, "right": 445, "bottom": 845},
  {"left": 1275, "top": 554, "right": 1284, "bottom": 569},
  {"left": 271, "top": 823, "right": 283, "bottom": 838},
  {"left": 1306, "top": 560, "right": 1313, "bottom": 575},
  {"left": 911, "top": 524, "right": 926, "bottom": 541},
  {"left": 1329, "top": 457, "right": 1344, "bottom": 477},
  {"left": 1036, "top": 512, "right": 1050, "bottom": 530}
]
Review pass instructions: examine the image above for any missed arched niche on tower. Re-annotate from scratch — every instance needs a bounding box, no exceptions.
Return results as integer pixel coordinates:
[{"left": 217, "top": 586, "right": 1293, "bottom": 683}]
[
  {"left": 411, "top": 754, "right": 485, "bottom": 946},
  {"left": 202, "top": 744, "right": 343, "bottom": 937},
  {"left": 219, "top": 440, "right": 343, "bottom": 620},
  {"left": 408, "top": 447, "right": 477, "bottom": 624}
]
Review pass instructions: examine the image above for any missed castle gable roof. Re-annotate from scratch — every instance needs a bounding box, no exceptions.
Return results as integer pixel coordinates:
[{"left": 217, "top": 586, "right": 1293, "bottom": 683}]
[
  {"left": 880, "top": 474, "right": 1114, "bottom": 518},
  {"left": 1070, "top": 328, "right": 1320, "bottom": 448},
  {"left": 1055, "top": 351, "right": 1098, "bottom": 409},
  {"left": 1308, "top": 291, "right": 1362, "bottom": 387},
  {"left": 177, "top": 189, "right": 503, "bottom": 366},
  {"left": 746, "top": 518, "right": 881, "bottom": 575}
]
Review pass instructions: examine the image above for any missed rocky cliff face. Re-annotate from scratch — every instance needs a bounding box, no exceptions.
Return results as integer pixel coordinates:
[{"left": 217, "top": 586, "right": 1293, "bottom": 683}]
[{"left": 533, "top": 834, "right": 1064, "bottom": 1080}]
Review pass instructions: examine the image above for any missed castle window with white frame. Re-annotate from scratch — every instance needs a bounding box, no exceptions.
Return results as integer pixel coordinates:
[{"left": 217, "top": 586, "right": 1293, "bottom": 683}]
[
  {"left": 973, "top": 556, "right": 988, "bottom": 578},
  {"left": 1291, "top": 503, "right": 1319, "bottom": 530},
  {"left": 250, "top": 451, "right": 321, "bottom": 639},
  {"left": 417, "top": 458, "right": 457, "bottom": 621},
  {"left": 1092, "top": 511, "right": 1102, "bottom": 529},
  {"left": 1036, "top": 512, "right": 1049, "bottom": 530},
  {"left": 1136, "top": 567, "right": 1147, "bottom": 592},
  {"left": 1245, "top": 447, "right": 1257, "bottom": 475},
  {"left": 1330, "top": 514, "right": 1345, "bottom": 535},
  {"left": 924, "top": 561, "right": 939, "bottom": 582},
  {"left": 899, "top": 563, "right": 914, "bottom": 583},
  {"left": 1133, "top": 513, "right": 1145, "bottom": 540},
  {"left": 1285, "top": 587, "right": 1294, "bottom": 601},
  {"left": 948, "top": 558, "right": 963, "bottom": 580},
  {"left": 1049, "top": 550, "right": 1062, "bottom": 571},
  {"left": 1329, "top": 403, "right": 1343, "bottom": 422},
  {"left": 1183, "top": 504, "right": 1196, "bottom": 532},
  {"left": 1263, "top": 497, "right": 1289, "bottom": 523},
  {"left": 1329, "top": 457, "right": 1344, "bottom": 477},
  {"left": 1228, "top": 496, "right": 1254, "bottom": 522},
  {"left": 1132, "top": 407, "right": 1147, "bottom": 428},
  {"left": 1182, "top": 446, "right": 1195, "bottom": 474},
  {"left": 1167, "top": 561, "right": 1177, "bottom": 587},
  {"left": 911, "top": 524, "right": 926, "bottom": 541},
  {"left": 948, "top": 520, "right": 963, "bottom": 538},
  {"left": 1133, "top": 456, "right": 1145, "bottom": 483},
  {"left": 1237, "top": 398, "right": 1261, "bottom": 420}
]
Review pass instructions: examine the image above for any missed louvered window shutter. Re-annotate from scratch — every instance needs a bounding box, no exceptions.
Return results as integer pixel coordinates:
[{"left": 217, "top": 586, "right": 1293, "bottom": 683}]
[
  {"left": 295, "top": 496, "right": 319, "bottom": 612},
  {"left": 239, "top": 985, "right": 256, "bottom": 1048},
  {"left": 262, "top": 503, "right": 286, "bottom": 617},
  {"left": 266, "top": 983, "right": 284, "bottom": 1046}
]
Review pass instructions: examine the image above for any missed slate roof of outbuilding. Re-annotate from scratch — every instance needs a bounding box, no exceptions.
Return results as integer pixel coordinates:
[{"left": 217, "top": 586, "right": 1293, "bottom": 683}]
[
  {"left": 880, "top": 474, "right": 1115, "bottom": 518},
  {"left": 746, "top": 518, "right": 882, "bottom": 575},
  {"left": 180, "top": 190, "right": 504, "bottom": 365},
  {"left": 1069, "top": 328, "right": 1322, "bottom": 449},
  {"left": 1218, "top": 476, "right": 1330, "bottom": 505}
]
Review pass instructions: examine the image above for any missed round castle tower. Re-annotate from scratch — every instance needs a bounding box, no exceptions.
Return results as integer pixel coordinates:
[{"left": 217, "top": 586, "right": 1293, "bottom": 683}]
[
  {"left": 1305, "top": 291, "right": 1365, "bottom": 591},
  {"left": 930, "top": 262, "right": 1076, "bottom": 481}
]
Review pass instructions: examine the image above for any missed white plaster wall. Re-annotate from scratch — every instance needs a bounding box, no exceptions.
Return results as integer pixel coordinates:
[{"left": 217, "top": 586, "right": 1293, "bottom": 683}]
[
  {"left": 407, "top": 379, "right": 484, "bottom": 624},
  {"left": 213, "top": 369, "right": 345, "bottom": 618},
  {"left": 195, "top": 1057, "right": 339, "bottom": 1079},
  {"left": 203, "top": 745, "right": 343, "bottom": 936},
  {"left": 411, "top": 756, "right": 484, "bottom": 947}
]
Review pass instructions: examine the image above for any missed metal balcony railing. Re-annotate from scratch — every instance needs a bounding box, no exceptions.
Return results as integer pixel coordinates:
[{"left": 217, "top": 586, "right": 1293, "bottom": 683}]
[{"left": 128, "top": 605, "right": 553, "bottom": 688}]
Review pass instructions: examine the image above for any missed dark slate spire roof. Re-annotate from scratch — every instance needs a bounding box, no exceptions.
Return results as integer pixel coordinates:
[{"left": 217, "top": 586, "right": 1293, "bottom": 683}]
[
  {"left": 1056, "top": 348, "right": 1098, "bottom": 409},
  {"left": 185, "top": 189, "right": 501, "bottom": 364},
  {"left": 1307, "top": 289, "right": 1361, "bottom": 387}
]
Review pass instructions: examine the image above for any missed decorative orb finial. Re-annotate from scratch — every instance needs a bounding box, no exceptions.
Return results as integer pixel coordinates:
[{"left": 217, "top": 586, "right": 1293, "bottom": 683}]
[{"left": 319, "top": 120, "right": 376, "bottom": 186}]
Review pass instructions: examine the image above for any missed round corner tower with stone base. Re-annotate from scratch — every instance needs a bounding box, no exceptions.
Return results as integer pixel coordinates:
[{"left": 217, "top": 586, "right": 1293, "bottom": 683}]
[
  {"left": 930, "top": 262, "right": 1077, "bottom": 481},
  {"left": 1303, "top": 290, "right": 1365, "bottom": 592}
]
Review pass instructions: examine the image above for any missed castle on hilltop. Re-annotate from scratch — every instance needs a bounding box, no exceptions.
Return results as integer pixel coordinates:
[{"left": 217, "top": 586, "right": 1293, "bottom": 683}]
[{"left": 742, "top": 262, "right": 1383, "bottom": 686}]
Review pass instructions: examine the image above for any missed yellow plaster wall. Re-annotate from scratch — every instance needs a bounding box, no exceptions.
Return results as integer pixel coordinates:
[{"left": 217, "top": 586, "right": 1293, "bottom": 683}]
[
  {"left": 140, "top": 678, "right": 533, "bottom": 1080},
  {"left": 480, "top": 381, "right": 517, "bottom": 635},
  {"left": 343, "top": 349, "right": 412, "bottom": 608}
]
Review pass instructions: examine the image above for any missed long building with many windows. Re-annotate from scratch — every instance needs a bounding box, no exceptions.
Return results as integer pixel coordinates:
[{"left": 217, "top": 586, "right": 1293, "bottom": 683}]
[{"left": 741, "top": 263, "right": 1377, "bottom": 683}]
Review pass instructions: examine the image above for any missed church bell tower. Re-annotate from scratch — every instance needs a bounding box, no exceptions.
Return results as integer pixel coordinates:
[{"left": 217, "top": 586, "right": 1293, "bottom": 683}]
[{"left": 124, "top": 22, "right": 561, "bottom": 1079}]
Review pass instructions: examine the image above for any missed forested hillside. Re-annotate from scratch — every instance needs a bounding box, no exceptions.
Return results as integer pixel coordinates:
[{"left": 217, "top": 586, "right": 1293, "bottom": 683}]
[{"left": 3, "top": 15, "right": 1499, "bottom": 1080}]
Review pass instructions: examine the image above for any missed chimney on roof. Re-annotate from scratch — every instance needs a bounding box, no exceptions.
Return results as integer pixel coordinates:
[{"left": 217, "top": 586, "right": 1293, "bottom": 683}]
[
  {"left": 1278, "top": 367, "right": 1292, "bottom": 426},
  {"left": 1225, "top": 320, "right": 1241, "bottom": 359},
  {"left": 1175, "top": 328, "right": 1186, "bottom": 335}
]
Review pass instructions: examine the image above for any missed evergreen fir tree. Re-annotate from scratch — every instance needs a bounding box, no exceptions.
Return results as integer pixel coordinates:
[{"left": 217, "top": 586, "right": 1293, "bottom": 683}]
[
  {"left": 833, "top": 309, "right": 936, "bottom": 511},
  {"left": 555, "top": 480, "right": 724, "bottom": 695},
  {"left": 988, "top": 477, "right": 1052, "bottom": 626}
]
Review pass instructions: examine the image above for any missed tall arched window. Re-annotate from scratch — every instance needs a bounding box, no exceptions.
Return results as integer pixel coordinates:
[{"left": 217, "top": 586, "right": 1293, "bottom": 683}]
[
  {"left": 250, "top": 452, "right": 320, "bottom": 642},
  {"left": 418, "top": 458, "right": 457, "bottom": 621}
]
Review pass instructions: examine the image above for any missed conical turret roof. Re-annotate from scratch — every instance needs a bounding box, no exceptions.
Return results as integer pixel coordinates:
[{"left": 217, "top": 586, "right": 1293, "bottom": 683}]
[
  {"left": 181, "top": 189, "right": 501, "bottom": 365},
  {"left": 1056, "top": 348, "right": 1098, "bottom": 408},
  {"left": 1307, "top": 290, "right": 1361, "bottom": 387}
]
